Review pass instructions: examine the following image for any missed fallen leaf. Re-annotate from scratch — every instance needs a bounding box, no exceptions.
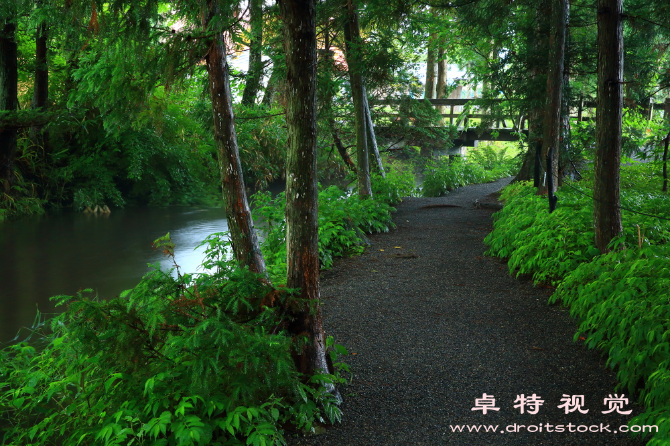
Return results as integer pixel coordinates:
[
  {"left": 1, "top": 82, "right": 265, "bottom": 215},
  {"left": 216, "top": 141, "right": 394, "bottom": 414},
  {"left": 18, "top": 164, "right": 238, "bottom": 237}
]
[
  {"left": 351, "top": 352, "right": 357, "bottom": 355},
  {"left": 578, "top": 336, "right": 586, "bottom": 341},
  {"left": 394, "top": 246, "right": 402, "bottom": 249},
  {"left": 531, "top": 346, "right": 544, "bottom": 351},
  {"left": 379, "top": 249, "right": 384, "bottom": 251}
]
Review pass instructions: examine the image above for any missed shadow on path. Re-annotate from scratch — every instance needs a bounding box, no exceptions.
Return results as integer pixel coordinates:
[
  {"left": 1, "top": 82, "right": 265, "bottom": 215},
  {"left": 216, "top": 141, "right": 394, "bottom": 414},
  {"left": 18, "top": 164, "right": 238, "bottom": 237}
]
[{"left": 290, "top": 178, "right": 647, "bottom": 446}]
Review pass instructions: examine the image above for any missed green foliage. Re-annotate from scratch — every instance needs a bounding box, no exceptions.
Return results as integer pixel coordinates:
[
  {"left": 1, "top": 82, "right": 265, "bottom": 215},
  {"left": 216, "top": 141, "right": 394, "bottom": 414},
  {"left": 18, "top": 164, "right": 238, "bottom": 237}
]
[
  {"left": 252, "top": 180, "right": 398, "bottom": 284},
  {"left": 550, "top": 244, "right": 670, "bottom": 445},
  {"left": 421, "top": 152, "right": 515, "bottom": 198},
  {"left": 370, "top": 162, "right": 417, "bottom": 205},
  {"left": 485, "top": 164, "right": 670, "bottom": 444},
  {"left": 484, "top": 182, "right": 599, "bottom": 285},
  {"left": 0, "top": 234, "right": 347, "bottom": 446}
]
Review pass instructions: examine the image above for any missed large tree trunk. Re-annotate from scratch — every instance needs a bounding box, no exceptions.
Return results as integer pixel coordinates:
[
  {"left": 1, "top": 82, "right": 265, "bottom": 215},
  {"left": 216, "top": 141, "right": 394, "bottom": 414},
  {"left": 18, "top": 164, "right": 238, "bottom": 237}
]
[
  {"left": 537, "top": 0, "right": 569, "bottom": 195},
  {"left": 204, "top": 2, "right": 266, "bottom": 274},
  {"left": 241, "top": 0, "right": 263, "bottom": 106},
  {"left": 593, "top": 0, "right": 623, "bottom": 252},
  {"left": 0, "top": 21, "right": 18, "bottom": 193},
  {"left": 513, "top": 2, "right": 548, "bottom": 184},
  {"left": 31, "top": 13, "right": 49, "bottom": 149},
  {"left": 278, "top": 0, "right": 335, "bottom": 393},
  {"left": 343, "top": 0, "right": 372, "bottom": 198}
]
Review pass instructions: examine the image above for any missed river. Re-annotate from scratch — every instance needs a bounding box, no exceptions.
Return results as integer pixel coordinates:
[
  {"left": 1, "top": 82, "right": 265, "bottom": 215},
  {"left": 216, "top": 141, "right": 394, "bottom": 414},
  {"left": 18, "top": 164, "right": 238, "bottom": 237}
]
[{"left": 0, "top": 206, "right": 230, "bottom": 343}]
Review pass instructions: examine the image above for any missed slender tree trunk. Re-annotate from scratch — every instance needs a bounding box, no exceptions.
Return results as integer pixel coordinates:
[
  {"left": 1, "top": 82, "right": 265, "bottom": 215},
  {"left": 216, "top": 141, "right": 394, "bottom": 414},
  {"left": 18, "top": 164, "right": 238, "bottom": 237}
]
[
  {"left": 321, "top": 48, "right": 357, "bottom": 173},
  {"left": 425, "top": 34, "right": 436, "bottom": 99},
  {"left": 362, "top": 85, "right": 385, "bottom": 177},
  {"left": 261, "top": 63, "right": 280, "bottom": 107},
  {"left": 661, "top": 99, "right": 669, "bottom": 192},
  {"left": 663, "top": 134, "right": 669, "bottom": 193},
  {"left": 204, "top": 2, "right": 266, "bottom": 274},
  {"left": 241, "top": 0, "right": 263, "bottom": 106},
  {"left": 538, "top": 0, "right": 569, "bottom": 195},
  {"left": 343, "top": 0, "right": 372, "bottom": 198},
  {"left": 0, "top": 21, "right": 18, "bottom": 193},
  {"left": 278, "top": 0, "right": 336, "bottom": 395},
  {"left": 31, "top": 13, "right": 49, "bottom": 149},
  {"left": 558, "top": 26, "right": 572, "bottom": 186},
  {"left": 593, "top": 0, "right": 623, "bottom": 252},
  {"left": 436, "top": 47, "right": 447, "bottom": 118}
]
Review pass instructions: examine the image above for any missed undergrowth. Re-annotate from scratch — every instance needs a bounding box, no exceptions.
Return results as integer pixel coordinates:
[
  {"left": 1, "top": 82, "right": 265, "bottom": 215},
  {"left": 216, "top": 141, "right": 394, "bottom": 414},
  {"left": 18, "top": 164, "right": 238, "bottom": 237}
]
[
  {"left": 0, "top": 235, "right": 347, "bottom": 446},
  {"left": 421, "top": 145, "right": 518, "bottom": 197},
  {"left": 0, "top": 165, "right": 415, "bottom": 445},
  {"left": 484, "top": 164, "right": 670, "bottom": 445}
]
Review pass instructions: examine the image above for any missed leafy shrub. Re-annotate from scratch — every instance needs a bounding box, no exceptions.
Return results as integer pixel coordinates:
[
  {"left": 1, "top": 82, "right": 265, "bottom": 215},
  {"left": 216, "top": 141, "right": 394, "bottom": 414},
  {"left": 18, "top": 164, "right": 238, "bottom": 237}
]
[
  {"left": 550, "top": 245, "right": 670, "bottom": 445},
  {"left": 370, "top": 164, "right": 417, "bottom": 205},
  {"left": 422, "top": 156, "right": 509, "bottom": 197},
  {"left": 484, "top": 182, "right": 599, "bottom": 285},
  {"left": 0, "top": 234, "right": 347, "bottom": 446},
  {"left": 467, "top": 143, "right": 520, "bottom": 173},
  {"left": 252, "top": 182, "right": 396, "bottom": 283},
  {"left": 485, "top": 164, "right": 670, "bottom": 445}
]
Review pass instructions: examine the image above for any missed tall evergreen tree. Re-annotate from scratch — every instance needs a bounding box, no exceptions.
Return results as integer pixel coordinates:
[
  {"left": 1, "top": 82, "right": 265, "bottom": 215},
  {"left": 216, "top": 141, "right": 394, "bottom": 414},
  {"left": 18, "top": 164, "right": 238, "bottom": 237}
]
[
  {"left": 241, "top": 0, "right": 264, "bottom": 106},
  {"left": 279, "top": 0, "right": 335, "bottom": 389},
  {"left": 203, "top": 0, "right": 267, "bottom": 273},
  {"left": 593, "top": 0, "right": 623, "bottom": 252},
  {"left": 0, "top": 19, "right": 18, "bottom": 193},
  {"left": 343, "top": 0, "right": 372, "bottom": 198},
  {"left": 538, "top": 0, "right": 569, "bottom": 195}
]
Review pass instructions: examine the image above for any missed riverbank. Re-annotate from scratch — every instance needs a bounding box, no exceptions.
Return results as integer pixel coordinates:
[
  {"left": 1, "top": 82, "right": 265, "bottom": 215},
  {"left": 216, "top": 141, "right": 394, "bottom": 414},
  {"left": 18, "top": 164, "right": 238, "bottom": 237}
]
[{"left": 289, "top": 178, "right": 646, "bottom": 446}]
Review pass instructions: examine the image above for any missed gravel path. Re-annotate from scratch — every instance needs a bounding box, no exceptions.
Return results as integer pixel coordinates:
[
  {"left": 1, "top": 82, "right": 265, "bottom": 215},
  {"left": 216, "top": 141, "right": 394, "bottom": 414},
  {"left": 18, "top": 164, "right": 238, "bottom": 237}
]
[{"left": 288, "top": 178, "right": 648, "bottom": 446}]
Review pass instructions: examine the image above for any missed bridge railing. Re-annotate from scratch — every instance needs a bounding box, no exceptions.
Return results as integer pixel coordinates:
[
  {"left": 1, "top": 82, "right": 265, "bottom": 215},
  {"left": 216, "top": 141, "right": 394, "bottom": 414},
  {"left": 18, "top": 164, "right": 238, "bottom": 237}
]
[{"left": 372, "top": 97, "right": 605, "bottom": 130}]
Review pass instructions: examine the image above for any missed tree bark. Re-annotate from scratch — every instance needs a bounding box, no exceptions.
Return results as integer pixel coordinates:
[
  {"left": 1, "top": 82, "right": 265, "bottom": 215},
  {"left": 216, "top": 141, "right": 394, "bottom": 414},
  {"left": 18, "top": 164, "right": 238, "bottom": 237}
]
[
  {"left": 362, "top": 85, "right": 385, "bottom": 177},
  {"left": 278, "top": 0, "right": 336, "bottom": 393},
  {"left": 513, "top": 144, "right": 536, "bottom": 183},
  {"left": 593, "top": 0, "right": 623, "bottom": 253},
  {"left": 204, "top": 1, "right": 266, "bottom": 274},
  {"left": 31, "top": 11, "right": 49, "bottom": 149},
  {"left": 538, "top": 0, "right": 569, "bottom": 195},
  {"left": 514, "top": 1, "right": 548, "bottom": 184},
  {"left": 241, "top": 0, "right": 263, "bottom": 106},
  {"left": 435, "top": 47, "right": 448, "bottom": 122},
  {"left": 425, "top": 35, "right": 436, "bottom": 99},
  {"left": 0, "top": 21, "right": 18, "bottom": 193},
  {"left": 343, "top": 0, "right": 372, "bottom": 198},
  {"left": 321, "top": 48, "right": 357, "bottom": 173},
  {"left": 662, "top": 99, "right": 669, "bottom": 192},
  {"left": 261, "top": 63, "right": 281, "bottom": 107}
]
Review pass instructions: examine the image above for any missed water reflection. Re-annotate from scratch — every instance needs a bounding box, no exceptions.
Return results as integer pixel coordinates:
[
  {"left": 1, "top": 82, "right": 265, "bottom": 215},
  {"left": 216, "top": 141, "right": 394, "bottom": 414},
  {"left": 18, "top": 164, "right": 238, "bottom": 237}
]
[{"left": 0, "top": 207, "right": 228, "bottom": 343}]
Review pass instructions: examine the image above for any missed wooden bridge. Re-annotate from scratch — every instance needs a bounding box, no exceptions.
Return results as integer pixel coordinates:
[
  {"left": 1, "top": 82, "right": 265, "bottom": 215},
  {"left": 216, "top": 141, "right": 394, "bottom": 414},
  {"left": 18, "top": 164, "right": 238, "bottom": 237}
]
[{"left": 372, "top": 97, "right": 600, "bottom": 153}]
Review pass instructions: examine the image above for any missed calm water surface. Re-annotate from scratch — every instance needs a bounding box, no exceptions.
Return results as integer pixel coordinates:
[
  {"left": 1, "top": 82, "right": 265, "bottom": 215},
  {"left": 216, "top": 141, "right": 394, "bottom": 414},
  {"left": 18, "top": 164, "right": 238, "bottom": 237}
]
[{"left": 0, "top": 207, "right": 229, "bottom": 343}]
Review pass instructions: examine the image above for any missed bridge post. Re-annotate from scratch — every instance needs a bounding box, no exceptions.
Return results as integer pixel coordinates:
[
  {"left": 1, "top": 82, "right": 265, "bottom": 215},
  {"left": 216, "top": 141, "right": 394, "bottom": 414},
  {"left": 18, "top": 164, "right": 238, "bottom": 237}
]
[{"left": 577, "top": 95, "right": 584, "bottom": 122}]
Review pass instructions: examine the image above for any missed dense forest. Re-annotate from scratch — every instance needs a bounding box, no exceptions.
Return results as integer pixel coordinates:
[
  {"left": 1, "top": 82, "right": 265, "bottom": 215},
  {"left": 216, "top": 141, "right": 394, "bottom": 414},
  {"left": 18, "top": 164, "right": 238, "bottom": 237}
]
[{"left": 2, "top": 0, "right": 670, "bottom": 444}]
